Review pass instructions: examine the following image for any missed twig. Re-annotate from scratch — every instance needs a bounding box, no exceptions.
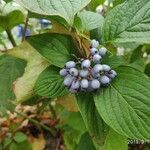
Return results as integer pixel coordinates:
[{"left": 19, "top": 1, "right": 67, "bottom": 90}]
[
  {"left": 6, "top": 29, "right": 17, "bottom": 47},
  {"left": 15, "top": 111, "right": 56, "bottom": 137},
  {"left": 79, "top": 33, "right": 91, "bottom": 42},
  {"left": 49, "top": 104, "right": 57, "bottom": 119},
  {"left": 22, "top": 14, "right": 29, "bottom": 42},
  {"left": 55, "top": 138, "right": 61, "bottom": 150}
]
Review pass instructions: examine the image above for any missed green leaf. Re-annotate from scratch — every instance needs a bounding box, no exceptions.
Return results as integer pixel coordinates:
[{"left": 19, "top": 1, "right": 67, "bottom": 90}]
[
  {"left": 128, "top": 46, "right": 145, "bottom": 72},
  {"left": 77, "top": 132, "right": 96, "bottom": 150},
  {"left": 76, "top": 93, "right": 107, "bottom": 143},
  {"left": 60, "top": 111, "right": 86, "bottom": 150},
  {"left": 90, "top": 27, "right": 102, "bottom": 43},
  {"left": 94, "top": 66, "right": 150, "bottom": 139},
  {"left": 3, "top": 138, "right": 12, "bottom": 148},
  {"left": 0, "top": 2, "right": 25, "bottom": 30},
  {"left": 129, "top": 59, "right": 145, "bottom": 73},
  {"left": 10, "top": 141, "right": 32, "bottom": 150},
  {"left": 4, "top": 0, "right": 13, "bottom": 3},
  {"left": 13, "top": 132, "right": 27, "bottom": 143},
  {"left": 0, "top": 54, "right": 26, "bottom": 111},
  {"left": 7, "top": 41, "right": 49, "bottom": 102},
  {"left": 75, "top": 10, "right": 104, "bottom": 32},
  {"left": 145, "top": 63, "right": 150, "bottom": 77},
  {"left": 130, "top": 46, "right": 143, "bottom": 63},
  {"left": 35, "top": 65, "right": 68, "bottom": 98},
  {"left": 16, "top": 0, "right": 91, "bottom": 25},
  {"left": 89, "top": 0, "right": 105, "bottom": 11},
  {"left": 28, "top": 33, "right": 74, "bottom": 68},
  {"left": 102, "top": 55, "right": 127, "bottom": 69},
  {"left": 63, "top": 125, "right": 81, "bottom": 150},
  {"left": 113, "top": 0, "right": 125, "bottom": 6},
  {"left": 103, "top": 129, "right": 128, "bottom": 150},
  {"left": 103, "top": 0, "right": 150, "bottom": 44},
  {"left": 65, "top": 112, "right": 86, "bottom": 133}
]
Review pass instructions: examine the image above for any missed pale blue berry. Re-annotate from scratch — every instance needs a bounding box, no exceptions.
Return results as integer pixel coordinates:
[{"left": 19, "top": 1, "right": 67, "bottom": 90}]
[
  {"left": 70, "top": 80, "right": 80, "bottom": 90},
  {"left": 80, "top": 69, "right": 89, "bottom": 78},
  {"left": 91, "top": 39, "right": 99, "bottom": 48},
  {"left": 64, "top": 75, "right": 74, "bottom": 87},
  {"left": 65, "top": 61, "right": 76, "bottom": 68},
  {"left": 108, "top": 70, "right": 117, "bottom": 79},
  {"left": 91, "top": 69, "right": 100, "bottom": 78},
  {"left": 100, "top": 76, "right": 110, "bottom": 85},
  {"left": 93, "top": 64, "right": 103, "bottom": 73},
  {"left": 90, "top": 48, "right": 98, "bottom": 55},
  {"left": 102, "top": 64, "right": 111, "bottom": 72},
  {"left": 81, "top": 79, "right": 89, "bottom": 89},
  {"left": 69, "top": 68, "right": 78, "bottom": 76},
  {"left": 81, "top": 59, "right": 91, "bottom": 69},
  {"left": 99, "top": 47, "right": 107, "bottom": 56},
  {"left": 59, "top": 69, "right": 68, "bottom": 77},
  {"left": 91, "top": 79, "right": 100, "bottom": 89},
  {"left": 93, "top": 54, "right": 102, "bottom": 63}
]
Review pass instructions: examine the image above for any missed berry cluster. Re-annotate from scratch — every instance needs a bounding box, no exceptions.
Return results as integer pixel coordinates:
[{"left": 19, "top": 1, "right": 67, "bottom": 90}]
[{"left": 59, "top": 39, "right": 117, "bottom": 93}]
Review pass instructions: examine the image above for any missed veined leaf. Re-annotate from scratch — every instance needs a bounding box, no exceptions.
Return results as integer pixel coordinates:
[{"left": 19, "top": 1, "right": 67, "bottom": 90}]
[
  {"left": 76, "top": 93, "right": 107, "bottom": 144},
  {"left": 0, "top": 54, "right": 26, "bottom": 111},
  {"left": 77, "top": 132, "right": 96, "bottom": 150},
  {"left": 103, "top": 0, "right": 150, "bottom": 44},
  {"left": 34, "top": 65, "right": 68, "bottom": 98},
  {"left": 102, "top": 55, "right": 127, "bottom": 69},
  {"left": 8, "top": 42, "right": 49, "bottom": 102},
  {"left": 28, "top": 33, "right": 74, "bottom": 68},
  {"left": 16, "top": 0, "right": 91, "bottom": 25},
  {"left": 145, "top": 63, "right": 150, "bottom": 77},
  {"left": 75, "top": 10, "right": 104, "bottom": 32},
  {"left": 94, "top": 66, "right": 150, "bottom": 139},
  {"left": 103, "top": 129, "right": 128, "bottom": 150},
  {"left": 0, "top": 2, "right": 26, "bottom": 30}
]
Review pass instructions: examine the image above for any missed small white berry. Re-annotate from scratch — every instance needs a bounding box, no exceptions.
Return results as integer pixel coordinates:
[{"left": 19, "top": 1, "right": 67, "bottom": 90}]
[
  {"left": 81, "top": 79, "right": 89, "bottom": 89},
  {"left": 99, "top": 47, "right": 107, "bottom": 56},
  {"left": 100, "top": 76, "right": 110, "bottom": 85},
  {"left": 69, "top": 68, "right": 78, "bottom": 76},
  {"left": 65, "top": 61, "right": 76, "bottom": 68},
  {"left": 81, "top": 59, "right": 91, "bottom": 69},
  {"left": 93, "top": 64, "right": 103, "bottom": 73},
  {"left": 71, "top": 80, "right": 80, "bottom": 90},
  {"left": 90, "top": 48, "right": 98, "bottom": 55},
  {"left": 64, "top": 75, "right": 74, "bottom": 87},
  {"left": 91, "top": 39, "right": 99, "bottom": 48},
  {"left": 91, "top": 69, "right": 100, "bottom": 78},
  {"left": 80, "top": 70, "right": 89, "bottom": 78},
  {"left": 91, "top": 79, "right": 100, "bottom": 89},
  {"left": 108, "top": 70, "right": 117, "bottom": 79},
  {"left": 102, "top": 64, "right": 111, "bottom": 72},
  {"left": 59, "top": 69, "right": 68, "bottom": 77},
  {"left": 93, "top": 54, "right": 102, "bottom": 63}
]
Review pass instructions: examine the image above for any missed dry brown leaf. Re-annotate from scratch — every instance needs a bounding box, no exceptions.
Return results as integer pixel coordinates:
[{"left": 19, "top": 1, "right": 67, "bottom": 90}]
[{"left": 57, "top": 94, "right": 78, "bottom": 112}]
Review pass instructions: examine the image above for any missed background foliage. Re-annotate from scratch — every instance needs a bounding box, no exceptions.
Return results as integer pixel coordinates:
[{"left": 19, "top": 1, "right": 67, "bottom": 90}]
[{"left": 0, "top": 0, "right": 150, "bottom": 149}]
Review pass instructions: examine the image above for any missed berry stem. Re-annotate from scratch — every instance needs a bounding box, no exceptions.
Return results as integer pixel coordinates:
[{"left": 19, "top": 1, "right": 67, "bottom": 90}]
[
  {"left": 71, "top": 32, "right": 87, "bottom": 58},
  {"left": 79, "top": 33, "right": 91, "bottom": 42},
  {"left": 71, "top": 54, "right": 80, "bottom": 61},
  {"left": 22, "top": 13, "right": 29, "bottom": 42},
  {"left": 6, "top": 29, "right": 17, "bottom": 47}
]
